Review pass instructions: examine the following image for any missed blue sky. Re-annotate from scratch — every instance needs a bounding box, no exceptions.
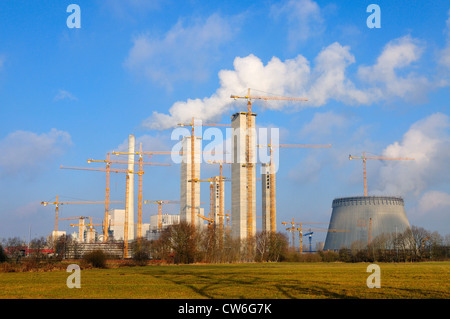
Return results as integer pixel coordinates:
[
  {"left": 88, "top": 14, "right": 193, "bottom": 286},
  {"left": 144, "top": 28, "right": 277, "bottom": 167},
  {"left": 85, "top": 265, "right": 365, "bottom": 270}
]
[{"left": 0, "top": 0, "right": 449, "bottom": 247}]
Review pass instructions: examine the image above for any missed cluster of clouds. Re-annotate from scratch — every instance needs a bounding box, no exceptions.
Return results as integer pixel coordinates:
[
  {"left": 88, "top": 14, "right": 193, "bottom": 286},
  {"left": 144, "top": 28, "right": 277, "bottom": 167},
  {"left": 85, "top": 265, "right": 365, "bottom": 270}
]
[
  {"left": 141, "top": 33, "right": 440, "bottom": 130},
  {"left": 123, "top": 4, "right": 449, "bottom": 131},
  {"left": 124, "top": 13, "right": 240, "bottom": 90},
  {"left": 0, "top": 129, "right": 72, "bottom": 178},
  {"left": 375, "top": 113, "right": 450, "bottom": 220}
]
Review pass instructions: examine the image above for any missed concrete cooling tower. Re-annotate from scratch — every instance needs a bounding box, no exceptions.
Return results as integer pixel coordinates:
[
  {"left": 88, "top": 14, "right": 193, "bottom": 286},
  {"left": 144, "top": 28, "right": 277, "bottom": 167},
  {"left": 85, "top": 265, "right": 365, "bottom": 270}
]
[{"left": 323, "top": 196, "right": 410, "bottom": 251}]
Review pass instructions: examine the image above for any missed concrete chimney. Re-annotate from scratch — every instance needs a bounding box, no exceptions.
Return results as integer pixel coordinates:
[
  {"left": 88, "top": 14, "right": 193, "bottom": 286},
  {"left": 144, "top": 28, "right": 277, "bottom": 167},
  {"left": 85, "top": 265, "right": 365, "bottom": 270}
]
[{"left": 127, "top": 134, "right": 135, "bottom": 241}]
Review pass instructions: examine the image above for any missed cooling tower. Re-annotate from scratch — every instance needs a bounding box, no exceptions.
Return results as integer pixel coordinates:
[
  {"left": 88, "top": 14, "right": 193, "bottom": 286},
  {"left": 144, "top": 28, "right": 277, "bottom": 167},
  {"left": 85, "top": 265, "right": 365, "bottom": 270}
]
[{"left": 323, "top": 196, "right": 410, "bottom": 251}]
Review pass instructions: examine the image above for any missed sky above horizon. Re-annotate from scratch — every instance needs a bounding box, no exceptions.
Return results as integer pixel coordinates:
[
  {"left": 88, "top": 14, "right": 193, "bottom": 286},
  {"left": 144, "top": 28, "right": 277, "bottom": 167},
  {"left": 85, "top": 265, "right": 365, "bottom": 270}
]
[{"left": 0, "top": 0, "right": 449, "bottom": 247}]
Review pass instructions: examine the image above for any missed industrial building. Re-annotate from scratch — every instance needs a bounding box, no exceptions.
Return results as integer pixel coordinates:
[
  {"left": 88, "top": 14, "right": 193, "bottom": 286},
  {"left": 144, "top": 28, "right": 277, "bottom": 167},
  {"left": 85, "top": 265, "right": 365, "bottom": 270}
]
[
  {"left": 146, "top": 213, "right": 180, "bottom": 240},
  {"left": 323, "top": 196, "right": 411, "bottom": 250}
]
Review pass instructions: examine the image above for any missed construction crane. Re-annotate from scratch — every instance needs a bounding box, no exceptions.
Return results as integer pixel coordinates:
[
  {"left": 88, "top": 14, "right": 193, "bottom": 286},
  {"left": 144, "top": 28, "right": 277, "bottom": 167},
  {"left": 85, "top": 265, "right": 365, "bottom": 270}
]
[
  {"left": 188, "top": 177, "right": 230, "bottom": 227},
  {"left": 40, "top": 195, "right": 121, "bottom": 238},
  {"left": 303, "top": 232, "right": 314, "bottom": 253},
  {"left": 207, "top": 160, "right": 231, "bottom": 250},
  {"left": 59, "top": 216, "right": 89, "bottom": 242},
  {"left": 230, "top": 88, "right": 308, "bottom": 243},
  {"left": 90, "top": 144, "right": 171, "bottom": 241},
  {"left": 349, "top": 151, "right": 415, "bottom": 196},
  {"left": 282, "top": 218, "right": 346, "bottom": 253},
  {"left": 70, "top": 217, "right": 102, "bottom": 243},
  {"left": 143, "top": 200, "right": 180, "bottom": 231},
  {"left": 60, "top": 165, "right": 140, "bottom": 259},
  {"left": 178, "top": 117, "right": 231, "bottom": 229},
  {"left": 60, "top": 165, "right": 137, "bottom": 244},
  {"left": 258, "top": 141, "right": 331, "bottom": 234}
]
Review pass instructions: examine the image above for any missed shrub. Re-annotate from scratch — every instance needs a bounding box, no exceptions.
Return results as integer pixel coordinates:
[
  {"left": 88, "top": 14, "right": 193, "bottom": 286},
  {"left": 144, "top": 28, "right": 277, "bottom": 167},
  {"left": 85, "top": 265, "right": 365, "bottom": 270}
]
[
  {"left": 133, "top": 250, "right": 149, "bottom": 266},
  {"left": 83, "top": 249, "right": 107, "bottom": 268},
  {"left": 0, "top": 245, "right": 7, "bottom": 263}
]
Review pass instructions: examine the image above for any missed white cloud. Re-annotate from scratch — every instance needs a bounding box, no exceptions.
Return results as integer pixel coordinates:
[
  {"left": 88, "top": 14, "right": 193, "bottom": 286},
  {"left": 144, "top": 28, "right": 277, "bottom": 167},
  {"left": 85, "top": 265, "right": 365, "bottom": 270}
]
[
  {"left": 308, "top": 42, "right": 370, "bottom": 106},
  {"left": 373, "top": 113, "right": 450, "bottom": 196},
  {"left": 144, "top": 42, "right": 370, "bottom": 130},
  {"left": 53, "top": 89, "right": 77, "bottom": 102},
  {"left": 124, "top": 13, "right": 239, "bottom": 89},
  {"left": 416, "top": 190, "right": 450, "bottom": 215},
  {"left": 300, "top": 111, "right": 349, "bottom": 137},
  {"left": 0, "top": 129, "right": 72, "bottom": 178},
  {"left": 271, "top": 0, "right": 325, "bottom": 47},
  {"left": 358, "top": 35, "right": 430, "bottom": 102}
]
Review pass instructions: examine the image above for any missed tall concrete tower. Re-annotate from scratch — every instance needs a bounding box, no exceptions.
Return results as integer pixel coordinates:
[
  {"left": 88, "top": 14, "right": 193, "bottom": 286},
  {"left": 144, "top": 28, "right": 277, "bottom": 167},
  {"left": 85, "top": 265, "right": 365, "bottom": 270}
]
[
  {"left": 231, "top": 112, "right": 256, "bottom": 241},
  {"left": 127, "top": 134, "right": 135, "bottom": 241},
  {"left": 211, "top": 176, "right": 224, "bottom": 225},
  {"left": 180, "top": 135, "right": 202, "bottom": 227},
  {"left": 261, "top": 163, "right": 276, "bottom": 233}
]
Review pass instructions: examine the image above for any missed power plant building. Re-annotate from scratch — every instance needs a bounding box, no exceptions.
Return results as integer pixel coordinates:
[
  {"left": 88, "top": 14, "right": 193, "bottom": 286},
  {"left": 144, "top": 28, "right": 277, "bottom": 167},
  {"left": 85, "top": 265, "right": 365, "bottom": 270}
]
[{"left": 324, "top": 196, "right": 411, "bottom": 250}]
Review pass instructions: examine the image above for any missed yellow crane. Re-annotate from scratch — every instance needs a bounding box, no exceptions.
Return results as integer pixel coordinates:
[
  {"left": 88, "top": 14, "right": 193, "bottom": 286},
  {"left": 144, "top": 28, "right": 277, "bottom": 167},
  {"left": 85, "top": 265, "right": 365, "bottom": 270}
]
[
  {"left": 70, "top": 217, "right": 102, "bottom": 243},
  {"left": 41, "top": 195, "right": 121, "bottom": 239},
  {"left": 230, "top": 88, "right": 308, "bottom": 242},
  {"left": 143, "top": 200, "right": 180, "bottom": 231},
  {"left": 258, "top": 141, "right": 331, "bottom": 233},
  {"left": 282, "top": 218, "right": 347, "bottom": 253},
  {"left": 90, "top": 143, "right": 171, "bottom": 241},
  {"left": 349, "top": 152, "right": 415, "bottom": 196},
  {"left": 59, "top": 216, "right": 89, "bottom": 242},
  {"left": 178, "top": 117, "right": 230, "bottom": 229},
  {"left": 60, "top": 166, "right": 140, "bottom": 258},
  {"left": 207, "top": 160, "right": 231, "bottom": 249},
  {"left": 188, "top": 177, "right": 230, "bottom": 229}
]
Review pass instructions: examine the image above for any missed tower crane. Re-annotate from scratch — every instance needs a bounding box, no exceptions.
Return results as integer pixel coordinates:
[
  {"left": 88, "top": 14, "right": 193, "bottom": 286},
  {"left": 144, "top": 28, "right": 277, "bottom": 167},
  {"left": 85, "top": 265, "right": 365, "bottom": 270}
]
[
  {"left": 230, "top": 88, "right": 308, "bottom": 243},
  {"left": 349, "top": 152, "right": 415, "bottom": 196},
  {"left": 282, "top": 218, "right": 347, "bottom": 253},
  {"left": 207, "top": 160, "right": 231, "bottom": 250},
  {"left": 178, "top": 117, "right": 231, "bottom": 229},
  {"left": 188, "top": 177, "right": 230, "bottom": 229},
  {"left": 257, "top": 141, "right": 331, "bottom": 233},
  {"left": 143, "top": 200, "right": 180, "bottom": 231},
  {"left": 59, "top": 216, "right": 89, "bottom": 242},
  {"left": 70, "top": 217, "right": 102, "bottom": 243},
  {"left": 89, "top": 143, "right": 171, "bottom": 241},
  {"left": 60, "top": 165, "right": 140, "bottom": 258},
  {"left": 303, "top": 232, "right": 314, "bottom": 253},
  {"left": 40, "top": 195, "right": 121, "bottom": 239},
  {"left": 60, "top": 164, "right": 137, "bottom": 245}
]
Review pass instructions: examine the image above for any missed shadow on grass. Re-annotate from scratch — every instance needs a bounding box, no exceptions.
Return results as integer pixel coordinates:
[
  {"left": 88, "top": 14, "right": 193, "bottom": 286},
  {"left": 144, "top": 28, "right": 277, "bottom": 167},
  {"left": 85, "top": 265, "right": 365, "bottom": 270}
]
[{"left": 148, "top": 270, "right": 260, "bottom": 299}]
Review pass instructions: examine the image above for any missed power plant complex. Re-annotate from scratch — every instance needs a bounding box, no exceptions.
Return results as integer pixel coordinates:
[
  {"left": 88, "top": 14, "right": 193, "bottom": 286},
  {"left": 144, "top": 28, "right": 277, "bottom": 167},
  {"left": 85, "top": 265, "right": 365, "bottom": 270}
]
[{"left": 42, "top": 89, "right": 414, "bottom": 255}]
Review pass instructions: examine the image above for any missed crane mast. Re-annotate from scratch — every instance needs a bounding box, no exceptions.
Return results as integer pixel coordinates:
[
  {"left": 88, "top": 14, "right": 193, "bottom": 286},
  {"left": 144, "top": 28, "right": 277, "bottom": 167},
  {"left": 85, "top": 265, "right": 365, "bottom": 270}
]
[{"left": 349, "top": 151, "right": 415, "bottom": 196}]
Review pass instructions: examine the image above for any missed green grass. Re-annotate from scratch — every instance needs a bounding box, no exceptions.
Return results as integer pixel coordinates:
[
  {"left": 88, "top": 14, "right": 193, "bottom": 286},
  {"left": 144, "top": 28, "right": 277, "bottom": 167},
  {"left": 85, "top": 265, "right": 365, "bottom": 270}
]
[{"left": 0, "top": 262, "right": 449, "bottom": 299}]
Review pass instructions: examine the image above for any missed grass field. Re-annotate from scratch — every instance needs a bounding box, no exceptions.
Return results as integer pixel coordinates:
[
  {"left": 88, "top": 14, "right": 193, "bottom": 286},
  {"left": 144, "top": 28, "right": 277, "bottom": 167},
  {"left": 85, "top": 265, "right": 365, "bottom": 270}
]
[{"left": 0, "top": 262, "right": 449, "bottom": 299}]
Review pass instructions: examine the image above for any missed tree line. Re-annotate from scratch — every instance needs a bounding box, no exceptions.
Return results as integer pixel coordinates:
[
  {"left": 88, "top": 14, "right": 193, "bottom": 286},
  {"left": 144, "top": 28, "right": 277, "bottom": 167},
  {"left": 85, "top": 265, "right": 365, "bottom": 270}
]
[{"left": 1, "top": 223, "right": 449, "bottom": 264}]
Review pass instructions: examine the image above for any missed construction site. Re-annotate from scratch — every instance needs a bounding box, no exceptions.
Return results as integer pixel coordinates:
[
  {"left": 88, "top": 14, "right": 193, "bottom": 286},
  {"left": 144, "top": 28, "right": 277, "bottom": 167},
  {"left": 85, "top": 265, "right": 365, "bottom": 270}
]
[{"left": 33, "top": 88, "right": 419, "bottom": 260}]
